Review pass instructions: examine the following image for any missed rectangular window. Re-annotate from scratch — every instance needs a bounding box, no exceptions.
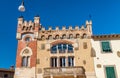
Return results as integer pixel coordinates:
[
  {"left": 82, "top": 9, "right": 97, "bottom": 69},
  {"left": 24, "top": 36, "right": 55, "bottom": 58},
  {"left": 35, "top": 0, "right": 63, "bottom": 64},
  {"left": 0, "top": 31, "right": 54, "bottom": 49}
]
[
  {"left": 51, "top": 57, "right": 57, "bottom": 67},
  {"left": 83, "top": 42, "right": 87, "bottom": 49},
  {"left": 60, "top": 57, "right": 66, "bottom": 67},
  {"left": 68, "top": 57, "right": 74, "bottom": 67},
  {"left": 101, "top": 41, "right": 112, "bottom": 52},
  {"left": 41, "top": 44, "right": 45, "bottom": 50},
  {"left": 105, "top": 66, "right": 116, "bottom": 78},
  {"left": 36, "top": 59, "right": 40, "bottom": 64}
]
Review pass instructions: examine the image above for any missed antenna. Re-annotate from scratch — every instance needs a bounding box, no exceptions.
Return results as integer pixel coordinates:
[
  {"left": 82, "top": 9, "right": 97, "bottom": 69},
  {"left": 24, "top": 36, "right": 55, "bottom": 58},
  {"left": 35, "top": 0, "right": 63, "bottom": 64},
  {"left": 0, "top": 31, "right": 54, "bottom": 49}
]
[{"left": 18, "top": 0, "right": 25, "bottom": 12}]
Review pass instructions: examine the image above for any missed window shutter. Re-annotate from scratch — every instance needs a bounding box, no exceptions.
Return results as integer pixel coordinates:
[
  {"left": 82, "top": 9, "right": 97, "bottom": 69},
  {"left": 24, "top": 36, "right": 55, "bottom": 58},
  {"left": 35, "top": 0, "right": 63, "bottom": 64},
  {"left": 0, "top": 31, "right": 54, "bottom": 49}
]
[
  {"left": 105, "top": 67, "right": 116, "bottom": 78},
  {"left": 102, "top": 42, "right": 111, "bottom": 52}
]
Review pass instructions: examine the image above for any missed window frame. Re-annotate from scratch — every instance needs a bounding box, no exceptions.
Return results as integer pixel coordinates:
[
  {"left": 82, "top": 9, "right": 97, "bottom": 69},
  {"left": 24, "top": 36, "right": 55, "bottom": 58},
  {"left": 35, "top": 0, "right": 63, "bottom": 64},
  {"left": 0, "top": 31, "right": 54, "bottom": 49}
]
[
  {"left": 68, "top": 56, "right": 74, "bottom": 67},
  {"left": 50, "top": 57, "right": 57, "bottom": 67},
  {"left": 100, "top": 40, "right": 112, "bottom": 53},
  {"left": 68, "top": 44, "right": 73, "bottom": 53},
  {"left": 21, "top": 56, "right": 29, "bottom": 67},
  {"left": 83, "top": 42, "right": 87, "bottom": 49},
  {"left": 20, "top": 47, "right": 32, "bottom": 68},
  {"left": 51, "top": 45, "right": 57, "bottom": 54},
  {"left": 59, "top": 57, "right": 66, "bottom": 67}
]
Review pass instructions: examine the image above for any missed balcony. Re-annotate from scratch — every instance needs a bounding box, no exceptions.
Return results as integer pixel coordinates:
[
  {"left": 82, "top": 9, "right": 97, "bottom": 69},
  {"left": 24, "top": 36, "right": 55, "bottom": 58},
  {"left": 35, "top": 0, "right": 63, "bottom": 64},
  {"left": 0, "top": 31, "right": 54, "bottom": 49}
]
[{"left": 44, "top": 66, "right": 85, "bottom": 76}]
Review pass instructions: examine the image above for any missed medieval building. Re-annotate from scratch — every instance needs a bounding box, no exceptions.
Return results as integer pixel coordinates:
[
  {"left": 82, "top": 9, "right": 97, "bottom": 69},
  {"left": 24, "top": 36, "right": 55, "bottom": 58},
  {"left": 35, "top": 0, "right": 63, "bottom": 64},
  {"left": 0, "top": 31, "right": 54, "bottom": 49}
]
[{"left": 14, "top": 16, "right": 120, "bottom": 78}]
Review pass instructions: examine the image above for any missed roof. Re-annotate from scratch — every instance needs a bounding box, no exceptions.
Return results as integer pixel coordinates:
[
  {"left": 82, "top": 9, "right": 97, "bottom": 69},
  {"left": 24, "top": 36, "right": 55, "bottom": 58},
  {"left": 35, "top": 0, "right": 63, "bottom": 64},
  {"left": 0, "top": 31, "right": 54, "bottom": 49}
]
[
  {"left": 0, "top": 68, "right": 14, "bottom": 72},
  {"left": 92, "top": 34, "right": 120, "bottom": 40}
]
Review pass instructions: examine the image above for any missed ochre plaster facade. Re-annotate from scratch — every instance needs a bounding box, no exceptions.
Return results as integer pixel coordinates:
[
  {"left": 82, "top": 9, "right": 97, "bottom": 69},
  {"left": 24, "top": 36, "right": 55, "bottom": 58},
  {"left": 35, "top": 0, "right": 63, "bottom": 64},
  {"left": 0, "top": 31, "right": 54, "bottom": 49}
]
[{"left": 14, "top": 16, "right": 96, "bottom": 78}]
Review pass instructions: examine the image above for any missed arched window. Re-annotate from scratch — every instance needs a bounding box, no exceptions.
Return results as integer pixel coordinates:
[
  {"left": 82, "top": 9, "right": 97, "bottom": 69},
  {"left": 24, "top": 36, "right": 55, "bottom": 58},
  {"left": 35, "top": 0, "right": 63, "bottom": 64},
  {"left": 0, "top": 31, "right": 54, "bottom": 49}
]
[
  {"left": 22, "top": 56, "right": 29, "bottom": 67},
  {"left": 62, "top": 34, "right": 66, "bottom": 39},
  {"left": 83, "top": 33, "right": 87, "bottom": 38},
  {"left": 22, "top": 56, "right": 26, "bottom": 66},
  {"left": 51, "top": 43, "right": 73, "bottom": 53},
  {"left": 48, "top": 35, "right": 52, "bottom": 40},
  {"left": 76, "top": 34, "right": 80, "bottom": 38},
  {"left": 55, "top": 35, "right": 59, "bottom": 39},
  {"left": 21, "top": 48, "right": 32, "bottom": 67},
  {"left": 68, "top": 44, "right": 73, "bottom": 53},
  {"left": 69, "top": 34, "right": 73, "bottom": 39},
  {"left": 51, "top": 45, "right": 57, "bottom": 53},
  {"left": 41, "top": 35, "right": 45, "bottom": 40},
  {"left": 25, "top": 37, "right": 31, "bottom": 42}
]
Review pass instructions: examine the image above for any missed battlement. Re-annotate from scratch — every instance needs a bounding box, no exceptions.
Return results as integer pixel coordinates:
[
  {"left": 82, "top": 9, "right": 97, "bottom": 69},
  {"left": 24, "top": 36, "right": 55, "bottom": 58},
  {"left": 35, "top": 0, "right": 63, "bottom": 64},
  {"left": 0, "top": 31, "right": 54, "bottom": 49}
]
[
  {"left": 16, "top": 16, "right": 92, "bottom": 40},
  {"left": 39, "top": 20, "right": 92, "bottom": 40},
  {"left": 41, "top": 20, "right": 92, "bottom": 31},
  {"left": 17, "top": 16, "right": 40, "bottom": 32},
  {"left": 16, "top": 16, "right": 40, "bottom": 39}
]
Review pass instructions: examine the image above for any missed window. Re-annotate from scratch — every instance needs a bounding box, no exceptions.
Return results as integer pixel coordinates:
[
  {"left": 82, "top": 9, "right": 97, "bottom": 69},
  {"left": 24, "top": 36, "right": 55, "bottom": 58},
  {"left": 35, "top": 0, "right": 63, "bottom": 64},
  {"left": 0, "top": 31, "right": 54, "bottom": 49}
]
[
  {"left": 68, "top": 44, "right": 73, "bottom": 53},
  {"left": 69, "top": 34, "right": 73, "bottom": 39},
  {"left": 60, "top": 57, "right": 66, "bottom": 67},
  {"left": 76, "top": 34, "right": 80, "bottom": 38},
  {"left": 55, "top": 35, "right": 59, "bottom": 39},
  {"left": 51, "top": 57, "right": 57, "bottom": 67},
  {"left": 58, "top": 44, "right": 66, "bottom": 53},
  {"left": 62, "top": 34, "right": 66, "bottom": 39},
  {"left": 48, "top": 35, "right": 52, "bottom": 40},
  {"left": 83, "top": 42, "right": 87, "bottom": 49},
  {"left": 105, "top": 66, "right": 116, "bottom": 78},
  {"left": 51, "top": 43, "right": 73, "bottom": 53},
  {"left": 83, "top": 34, "right": 87, "bottom": 38},
  {"left": 41, "top": 35, "right": 45, "bottom": 40},
  {"left": 36, "top": 59, "right": 40, "bottom": 64},
  {"left": 22, "top": 56, "right": 30, "bottom": 67},
  {"left": 101, "top": 41, "right": 112, "bottom": 52},
  {"left": 21, "top": 48, "right": 32, "bottom": 67},
  {"left": 51, "top": 45, "right": 57, "bottom": 53},
  {"left": 25, "top": 37, "right": 31, "bottom": 42},
  {"left": 4, "top": 74, "right": 8, "bottom": 78},
  {"left": 68, "top": 57, "right": 74, "bottom": 67},
  {"left": 41, "top": 44, "right": 45, "bottom": 50}
]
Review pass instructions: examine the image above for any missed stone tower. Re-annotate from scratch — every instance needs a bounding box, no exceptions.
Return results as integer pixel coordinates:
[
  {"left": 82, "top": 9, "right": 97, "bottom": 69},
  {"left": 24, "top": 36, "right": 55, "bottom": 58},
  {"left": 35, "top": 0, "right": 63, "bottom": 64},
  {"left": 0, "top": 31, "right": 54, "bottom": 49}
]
[{"left": 14, "top": 16, "right": 40, "bottom": 78}]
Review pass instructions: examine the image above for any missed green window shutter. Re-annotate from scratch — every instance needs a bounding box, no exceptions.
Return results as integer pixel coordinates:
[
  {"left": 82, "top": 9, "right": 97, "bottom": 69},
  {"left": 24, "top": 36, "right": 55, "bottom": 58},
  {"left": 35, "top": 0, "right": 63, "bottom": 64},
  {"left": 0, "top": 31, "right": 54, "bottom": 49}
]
[
  {"left": 105, "top": 67, "right": 116, "bottom": 78},
  {"left": 101, "top": 41, "right": 111, "bottom": 52}
]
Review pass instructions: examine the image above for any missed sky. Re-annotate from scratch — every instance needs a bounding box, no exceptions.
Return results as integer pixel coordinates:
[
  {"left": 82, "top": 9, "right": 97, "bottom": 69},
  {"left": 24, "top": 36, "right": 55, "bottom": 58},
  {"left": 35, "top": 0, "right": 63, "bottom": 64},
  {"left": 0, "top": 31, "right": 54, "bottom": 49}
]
[{"left": 0, "top": 0, "right": 120, "bottom": 69}]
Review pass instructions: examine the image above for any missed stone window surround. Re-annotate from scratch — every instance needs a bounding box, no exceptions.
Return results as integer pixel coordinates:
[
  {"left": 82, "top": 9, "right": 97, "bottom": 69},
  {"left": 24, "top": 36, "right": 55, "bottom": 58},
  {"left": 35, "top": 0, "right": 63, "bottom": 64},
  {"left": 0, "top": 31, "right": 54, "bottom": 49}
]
[
  {"left": 20, "top": 47, "right": 33, "bottom": 67},
  {"left": 50, "top": 56, "right": 74, "bottom": 67}
]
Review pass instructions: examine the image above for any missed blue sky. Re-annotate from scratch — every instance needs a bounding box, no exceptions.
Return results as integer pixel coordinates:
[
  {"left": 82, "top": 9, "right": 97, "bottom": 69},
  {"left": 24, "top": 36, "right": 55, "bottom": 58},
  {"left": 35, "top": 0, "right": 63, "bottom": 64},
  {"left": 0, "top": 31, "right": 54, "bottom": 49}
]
[{"left": 0, "top": 0, "right": 120, "bottom": 68}]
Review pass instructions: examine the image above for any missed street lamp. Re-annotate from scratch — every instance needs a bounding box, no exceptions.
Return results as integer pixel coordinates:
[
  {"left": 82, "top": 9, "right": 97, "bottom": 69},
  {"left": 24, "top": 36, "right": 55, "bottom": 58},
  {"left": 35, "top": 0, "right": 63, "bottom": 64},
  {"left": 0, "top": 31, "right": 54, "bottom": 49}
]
[{"left": 18, "top": 0, "right": 25, "bottom": 12}]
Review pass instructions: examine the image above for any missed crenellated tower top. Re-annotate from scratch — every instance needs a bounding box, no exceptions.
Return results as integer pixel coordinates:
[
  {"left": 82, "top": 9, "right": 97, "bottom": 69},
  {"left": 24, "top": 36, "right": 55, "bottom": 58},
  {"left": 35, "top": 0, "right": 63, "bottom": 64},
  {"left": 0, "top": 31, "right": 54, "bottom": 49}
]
[
  {"left": 16, "top": 16, "right": 40, "bottom": 40},
  {"left": 16, "top": 16, "right": 92, "bottom": 40}
]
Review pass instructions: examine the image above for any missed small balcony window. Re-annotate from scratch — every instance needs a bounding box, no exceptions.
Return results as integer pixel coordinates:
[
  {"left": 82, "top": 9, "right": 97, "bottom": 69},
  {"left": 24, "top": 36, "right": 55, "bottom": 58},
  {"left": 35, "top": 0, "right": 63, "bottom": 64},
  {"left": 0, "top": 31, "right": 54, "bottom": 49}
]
[
  {"left": 68, "top": 57, "right": 74, "bottom": 67},
  {"left": 60, "top": 57, "right": 66, "bottom": 67},
  {"left": 51, "top": 57, "right": 57, "bottom": 67}
]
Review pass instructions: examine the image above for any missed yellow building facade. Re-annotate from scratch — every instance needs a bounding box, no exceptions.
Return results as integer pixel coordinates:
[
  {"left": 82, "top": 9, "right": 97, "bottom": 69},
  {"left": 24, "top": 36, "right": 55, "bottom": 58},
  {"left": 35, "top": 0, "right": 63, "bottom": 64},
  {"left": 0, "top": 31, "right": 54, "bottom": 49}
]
[{"left": 14, "top": 16, "right": 96, "bottom": 78}]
